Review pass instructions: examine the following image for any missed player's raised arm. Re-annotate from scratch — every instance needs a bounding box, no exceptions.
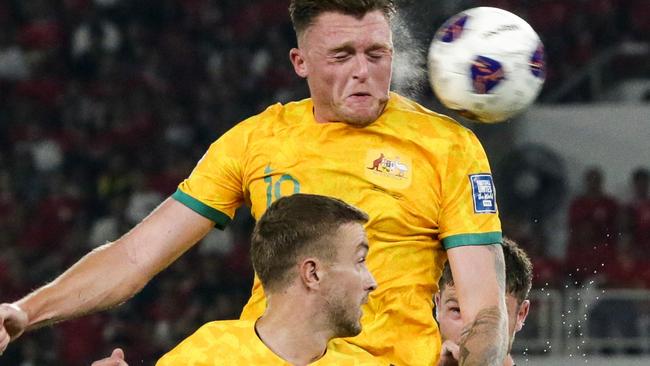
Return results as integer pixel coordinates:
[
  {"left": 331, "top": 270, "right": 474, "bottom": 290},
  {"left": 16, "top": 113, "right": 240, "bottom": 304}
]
[
  {"left": 0, "top": 198, "right": 214, "bottom": 352},
  {"left": 446, "top": 244, "right": 508, "bottom": 366}
]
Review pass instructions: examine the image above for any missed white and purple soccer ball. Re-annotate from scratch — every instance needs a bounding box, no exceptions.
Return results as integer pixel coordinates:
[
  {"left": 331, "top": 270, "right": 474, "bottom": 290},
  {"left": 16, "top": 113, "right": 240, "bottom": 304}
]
[{"left": 428, "top": 7, "right": 546, "bottom": 123}]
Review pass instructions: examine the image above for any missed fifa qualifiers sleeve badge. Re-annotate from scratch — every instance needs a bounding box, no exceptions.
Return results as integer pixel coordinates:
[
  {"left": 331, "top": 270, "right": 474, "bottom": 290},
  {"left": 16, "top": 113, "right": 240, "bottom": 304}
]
[{"left": 469, "top": 174, "right": 497, "bottom": 213}]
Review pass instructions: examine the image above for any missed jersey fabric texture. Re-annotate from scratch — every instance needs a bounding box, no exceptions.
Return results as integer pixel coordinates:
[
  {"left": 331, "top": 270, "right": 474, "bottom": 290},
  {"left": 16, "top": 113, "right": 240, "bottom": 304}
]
[
  {"left": 173, "top": 92, "right": 502, "bottom": 365},
  {"left": 156, "top": 320, "right": 385, "bottom": 365}
]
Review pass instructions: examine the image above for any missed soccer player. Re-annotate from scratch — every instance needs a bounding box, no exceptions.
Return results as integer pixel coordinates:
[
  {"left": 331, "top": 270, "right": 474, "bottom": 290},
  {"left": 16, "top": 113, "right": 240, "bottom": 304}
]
[
  {"left": 94, "top": 194, "right": 382, "bottom": 366},
  {"left": 157, "top": 193, "right": 380, "bottom": 365},
  {"left": 435, "top": 238, "right": 532, "bottom": 366},
  {"left": 0, "top": 1, "right": 508, "bottom": 365}
]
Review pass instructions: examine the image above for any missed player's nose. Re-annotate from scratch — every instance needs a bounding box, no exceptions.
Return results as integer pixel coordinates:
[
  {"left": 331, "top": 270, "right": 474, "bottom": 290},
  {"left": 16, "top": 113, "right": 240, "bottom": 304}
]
[
  {"left": 364, "top": 269, "right": 378, "bottom": 293},
  {"left": 352, "top": 54, "right": 369, "bottom": 81}
]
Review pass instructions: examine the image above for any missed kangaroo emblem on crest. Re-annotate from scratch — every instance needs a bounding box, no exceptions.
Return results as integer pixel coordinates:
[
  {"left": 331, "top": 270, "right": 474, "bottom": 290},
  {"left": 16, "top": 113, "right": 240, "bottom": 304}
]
[{"left": 368, "top": 153, "right": 385, "bottom": 171}]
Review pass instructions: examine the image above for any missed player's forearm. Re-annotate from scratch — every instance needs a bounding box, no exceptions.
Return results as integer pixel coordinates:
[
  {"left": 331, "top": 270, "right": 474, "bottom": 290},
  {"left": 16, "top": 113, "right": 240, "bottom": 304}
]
[
  {"left": 457, "top": 304, "right": 508, "bottom": 366},
  {"left": 16, "top": 240, "right": 146, "bottom": 330},
  {"left": 447, "top": 244, "right": 508, "bottom": 366},
  {"left": 455, "top": 244, "right": 508, "bottom": 365},
  {"left": 13, "top": 198, "right": 213, "bottom": 331}
]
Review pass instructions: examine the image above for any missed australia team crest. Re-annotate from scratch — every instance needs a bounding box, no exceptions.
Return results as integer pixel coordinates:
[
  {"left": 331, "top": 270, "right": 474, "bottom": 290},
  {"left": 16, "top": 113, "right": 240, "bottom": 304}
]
[{"left": 365, "top": 150, "right": 412, "bottom": 189}]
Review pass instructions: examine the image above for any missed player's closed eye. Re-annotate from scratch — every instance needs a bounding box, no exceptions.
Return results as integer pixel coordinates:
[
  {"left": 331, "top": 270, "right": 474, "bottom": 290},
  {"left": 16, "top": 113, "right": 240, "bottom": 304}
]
[
  {"left": 367, "top": 52, "right": 385, "bottom": 60},
  {"left": 333, "top": 53, "right": 351, "bottom": 61}
]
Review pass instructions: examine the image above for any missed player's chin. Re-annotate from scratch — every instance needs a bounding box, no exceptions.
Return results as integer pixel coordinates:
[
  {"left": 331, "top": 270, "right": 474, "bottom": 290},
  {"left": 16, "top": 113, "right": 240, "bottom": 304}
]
[
  {"left": 348, "top": 309, "right": 364, "bottom": 336},
  {"left": 340, "top": 107, "right": 382, "bottom": 127},
  {"left": 335, "top": 315, "right": 363, "bottom": 338},
  {"left": 348, "top": 319, "right": 364, "bottom": 337}
]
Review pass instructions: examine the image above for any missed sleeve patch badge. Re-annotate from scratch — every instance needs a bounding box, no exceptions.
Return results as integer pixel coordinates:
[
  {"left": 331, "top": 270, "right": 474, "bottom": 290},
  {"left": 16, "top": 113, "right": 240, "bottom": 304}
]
[{"left": 469, "top": 174, "right": 497, "bottom": 213}]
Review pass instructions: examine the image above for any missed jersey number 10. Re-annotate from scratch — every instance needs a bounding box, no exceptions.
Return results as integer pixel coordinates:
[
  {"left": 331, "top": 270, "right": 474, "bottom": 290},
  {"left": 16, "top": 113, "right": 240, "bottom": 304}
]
[{"left": 264, "top": 165, "right": 301, "bottom": 208}]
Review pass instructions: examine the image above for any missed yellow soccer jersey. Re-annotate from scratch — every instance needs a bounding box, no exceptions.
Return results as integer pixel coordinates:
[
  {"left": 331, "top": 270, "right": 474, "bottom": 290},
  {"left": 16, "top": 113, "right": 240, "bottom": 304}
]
[
  {"left": 156, "top": 320, "right": 385, "bottom": 365},
  {"left": 173, "top": 92, "right": 502, "bottom": 365}
]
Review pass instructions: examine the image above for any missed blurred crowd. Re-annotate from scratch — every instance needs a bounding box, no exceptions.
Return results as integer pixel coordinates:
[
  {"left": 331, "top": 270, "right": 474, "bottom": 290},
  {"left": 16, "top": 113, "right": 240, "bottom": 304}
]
[
  {"left": 502, "top": 166, "right": 650, "bottom": 289},
  {"left": 0, "top": 0, "right": 648, "bottom": 364}
]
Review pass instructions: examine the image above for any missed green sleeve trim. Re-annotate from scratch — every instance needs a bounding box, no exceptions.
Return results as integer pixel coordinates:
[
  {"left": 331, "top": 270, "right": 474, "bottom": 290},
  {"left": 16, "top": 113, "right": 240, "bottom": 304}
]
[
  {"left": 171, "top": 189, "right": 231, "bottom": 229},
  {"left": 442, "top": 232, "right": 502, "bottom": 250}
]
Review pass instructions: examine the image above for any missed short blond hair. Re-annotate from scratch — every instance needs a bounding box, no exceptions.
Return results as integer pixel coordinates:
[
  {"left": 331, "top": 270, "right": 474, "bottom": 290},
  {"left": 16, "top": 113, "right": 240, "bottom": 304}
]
[
  {"left": 289, "top": 0, "right": 396, "bottom": 38},
  {"left": 251, "top": 194, "right": 368, "bottom": 292}
]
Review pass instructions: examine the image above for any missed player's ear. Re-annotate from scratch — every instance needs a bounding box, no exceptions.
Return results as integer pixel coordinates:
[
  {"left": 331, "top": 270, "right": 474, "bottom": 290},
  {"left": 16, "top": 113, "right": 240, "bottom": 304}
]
[
  {"left": 290, "top": 48, "right": 308, "bottom": 78},
  {"left": 515, "top": 299, "right": 530, "bottom": 332},
  {"left": 299, "top": 258, "right": 320, "bottom": 289}
]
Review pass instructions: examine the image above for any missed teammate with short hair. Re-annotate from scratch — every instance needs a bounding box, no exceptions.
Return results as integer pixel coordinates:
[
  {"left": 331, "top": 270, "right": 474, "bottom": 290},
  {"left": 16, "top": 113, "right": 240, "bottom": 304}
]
[
  {"left": 157, "top": 193, "right": 380, "bottom": 365},
  {"left": 93, "top": 194, "right": 381, "bottom": 365},
  {"left": 435, "top": 238, "right": 532, "bottom": 366},
  {"left": 1, "top": 1, "right": 508, "bottom": 365}
]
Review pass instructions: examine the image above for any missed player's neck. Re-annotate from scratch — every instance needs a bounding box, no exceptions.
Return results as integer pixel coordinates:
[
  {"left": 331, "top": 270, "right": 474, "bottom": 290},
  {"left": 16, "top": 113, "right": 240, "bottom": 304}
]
[
  {"left": 255, "top": 297, "right": 330, "bottom": 366},
  {"left": 504, "top": 354, "right": 515, "bottom": 366}
]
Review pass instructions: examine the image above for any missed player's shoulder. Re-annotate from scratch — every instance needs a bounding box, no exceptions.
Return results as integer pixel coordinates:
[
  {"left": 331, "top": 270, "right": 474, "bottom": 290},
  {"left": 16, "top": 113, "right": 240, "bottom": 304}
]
[
  {"left": 323, "top": 339, "right": 390, "bottom": 365},
  {"left": 386, "top": 92, "right": 459, "bottom": 126},
  {"left": 213, "top": 98, "right": 309, "bottom": 149},
  {"left": 385, "top": 92, "right": 476, "bottom": 141},
  {"left": 193, "top": 319, "right": 256, "bottom": 337},
  {"left": 156, "top": 320, "right": 259, "bottom": 365},
  {"left": 234, "top": 98, "right": 310, "bottom": 132}
]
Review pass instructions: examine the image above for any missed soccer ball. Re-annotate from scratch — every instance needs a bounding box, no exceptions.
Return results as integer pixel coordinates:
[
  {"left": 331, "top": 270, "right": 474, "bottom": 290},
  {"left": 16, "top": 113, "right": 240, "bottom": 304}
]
[{"left": 427, "top": 7, "right": 545, "bottom": 123}]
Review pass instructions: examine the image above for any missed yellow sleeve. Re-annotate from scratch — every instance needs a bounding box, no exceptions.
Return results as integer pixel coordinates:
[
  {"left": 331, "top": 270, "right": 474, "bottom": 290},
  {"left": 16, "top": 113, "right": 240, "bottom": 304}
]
[
  {"left": 438, "top": 129, "right": 502, "bottom": 249},
  {"left": 171, "top": 125, "right": 248, "bottom": 229}
]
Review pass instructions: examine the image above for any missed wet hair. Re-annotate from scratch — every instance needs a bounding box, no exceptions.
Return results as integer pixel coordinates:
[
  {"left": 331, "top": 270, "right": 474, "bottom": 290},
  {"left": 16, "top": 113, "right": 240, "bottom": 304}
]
[
  {"left": 438, "top": 237, "right": 533, "bottom": 304},
  {"left": 289, "top": 0, "right": 396, "bottom": 38},
  {"left": 251, "top": 193, "right": 368, "bottom": 292}
]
